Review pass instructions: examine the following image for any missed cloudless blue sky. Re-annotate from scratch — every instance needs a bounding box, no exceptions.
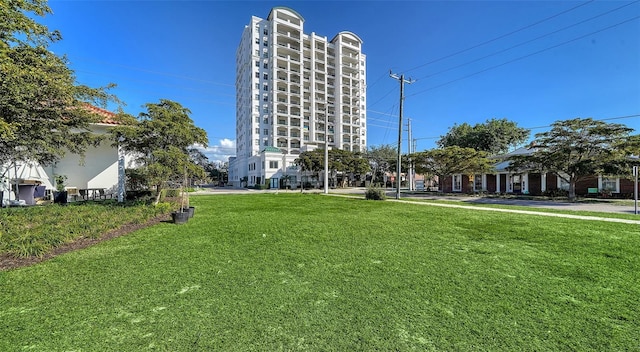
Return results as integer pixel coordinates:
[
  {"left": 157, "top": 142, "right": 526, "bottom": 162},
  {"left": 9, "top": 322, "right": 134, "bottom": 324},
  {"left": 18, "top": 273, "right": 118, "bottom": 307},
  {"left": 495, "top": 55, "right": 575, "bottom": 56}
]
[{"left": 42, "top": 0, "right": 640, "bottom": 163}]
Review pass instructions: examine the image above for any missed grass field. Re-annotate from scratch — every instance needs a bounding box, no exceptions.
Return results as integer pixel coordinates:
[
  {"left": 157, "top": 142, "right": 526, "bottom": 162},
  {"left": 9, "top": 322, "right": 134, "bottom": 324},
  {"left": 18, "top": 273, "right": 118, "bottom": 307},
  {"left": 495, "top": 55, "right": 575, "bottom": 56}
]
[{"left": 1, "top": 193, "right": 638, "bottom": 351}]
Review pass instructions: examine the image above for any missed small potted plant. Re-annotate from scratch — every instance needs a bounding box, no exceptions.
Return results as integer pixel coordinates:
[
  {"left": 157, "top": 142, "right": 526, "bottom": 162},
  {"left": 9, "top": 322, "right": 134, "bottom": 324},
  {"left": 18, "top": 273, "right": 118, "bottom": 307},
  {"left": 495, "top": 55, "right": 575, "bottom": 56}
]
[
  {"left": 182, "top": 166, "right": 195, "bottom": 218},
  {"left": 171, "top": 170, "right": 191, "bottom": 224},
  {"left": 171, "top": 184, "right": 189, "bottom": 224},
  {"left": 53, "top": 174, "right": 68, "bottom": 205}
]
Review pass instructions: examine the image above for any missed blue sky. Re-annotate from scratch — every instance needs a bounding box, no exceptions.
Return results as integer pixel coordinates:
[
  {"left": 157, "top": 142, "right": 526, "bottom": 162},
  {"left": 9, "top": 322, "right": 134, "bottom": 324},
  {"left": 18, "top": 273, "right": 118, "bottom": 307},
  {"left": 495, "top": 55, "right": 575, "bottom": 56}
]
[{"left": 42, "top": 0, "right": 640, "bottom": 163}]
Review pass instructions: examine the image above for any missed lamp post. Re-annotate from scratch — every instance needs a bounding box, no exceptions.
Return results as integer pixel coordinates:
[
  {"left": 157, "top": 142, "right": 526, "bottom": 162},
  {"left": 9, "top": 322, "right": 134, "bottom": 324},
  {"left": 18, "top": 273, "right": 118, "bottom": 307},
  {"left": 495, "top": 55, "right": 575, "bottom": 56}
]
[
  {"left": 634, "top": 165, "right": 638, "bottom": 215},
  {"left": 281, "top": 149, "right": 287, "bottom": 190},
  {"left": 324, "top": 107, "right": 329, "bottom": 194}
]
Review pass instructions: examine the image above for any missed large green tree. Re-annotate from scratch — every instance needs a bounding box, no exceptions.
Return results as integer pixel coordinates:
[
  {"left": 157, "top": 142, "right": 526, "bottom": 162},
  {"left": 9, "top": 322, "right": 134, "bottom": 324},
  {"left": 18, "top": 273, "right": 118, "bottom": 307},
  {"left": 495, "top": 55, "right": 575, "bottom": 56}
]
[
  {"left": 111, "top": 99, "right": 208, "bottom": 204},
  {"left": 1, "top": 0, "right": 118, "bottom": 167},
  {"left": 206, "top": 161, "right": 228, "bottom": 186},
  {"left": 509, "top": 118, "right": 635, "bottom": 202},
  {"left": 366, "top": 144, "right": 396, "bottom": 185},
  {"left": 438, "top": 118, "right": 529, "bottom": 155},
  {"left": 295, "top": 149, "right": 370, "bottom": 187},
  {"left": 332, "top": 149, "right": 370, "bottom": 187},
  {"left": 295, "top": 149, "right": 324, "bottom": 183},
  {"left": 413, "top": 146, "right": 494, "bottom": 191}
]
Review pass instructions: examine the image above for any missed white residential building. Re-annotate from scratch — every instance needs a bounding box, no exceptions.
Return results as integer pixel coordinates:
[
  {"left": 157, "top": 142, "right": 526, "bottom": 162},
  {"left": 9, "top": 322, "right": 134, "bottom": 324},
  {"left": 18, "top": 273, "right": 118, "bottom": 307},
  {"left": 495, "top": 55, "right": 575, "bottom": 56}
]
[{"left": 229, "top": 6, "right": 366, "bottom": 188}]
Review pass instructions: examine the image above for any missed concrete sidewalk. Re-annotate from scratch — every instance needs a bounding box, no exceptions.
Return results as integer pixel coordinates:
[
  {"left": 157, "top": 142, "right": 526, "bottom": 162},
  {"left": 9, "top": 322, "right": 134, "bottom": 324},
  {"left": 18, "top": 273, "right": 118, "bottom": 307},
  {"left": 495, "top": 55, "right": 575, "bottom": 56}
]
[
  {"left": 388, "top": 197, "right": 640, "bottom": 225},
  {"left": 398, "top": 193, "right": 638, "bottom": 215}
]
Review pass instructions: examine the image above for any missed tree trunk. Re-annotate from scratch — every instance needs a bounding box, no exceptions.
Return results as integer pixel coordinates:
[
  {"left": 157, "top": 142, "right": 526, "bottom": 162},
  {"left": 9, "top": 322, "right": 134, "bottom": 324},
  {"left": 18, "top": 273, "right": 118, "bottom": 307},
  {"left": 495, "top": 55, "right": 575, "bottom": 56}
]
[
  {"left": 568, "top": 179, "right": 577, "bottom": 202},
  {"left": 154, "top": 184, "right": 162, "bottom": 205}
]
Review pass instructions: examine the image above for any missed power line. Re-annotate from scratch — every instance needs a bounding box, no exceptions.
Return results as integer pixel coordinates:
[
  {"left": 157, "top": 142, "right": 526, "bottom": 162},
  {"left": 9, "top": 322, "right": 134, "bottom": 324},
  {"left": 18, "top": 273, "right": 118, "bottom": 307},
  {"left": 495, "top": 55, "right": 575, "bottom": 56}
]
[
  {"left": 408, "top": 15, "right": 640, "bottom": 98},
  {"left": 70, "top": 56, "right": 234, "bottom": 87},
  {"left": 367, "top": 123, "right": 399, "bottom": 130},
  {"left": 368, "top": 109, "right": 398, "bottom": 118},
  {"left": 416, "top": 1, "right": 640, "bottom": 81},
  {"left": 403, "top": 0, "right": 596, "bottom": 73},
  {"left": 368, "top": 116, "right": 397, "bottom": 123},
  {"left": 366, "top": 71, "right": 391, "bottom": 91},
  {"left": 367, "top": 86, "right": 396, "bottom": 109},
  {"left": 75, "top": 69, "right": 235, "bottom": 97}
]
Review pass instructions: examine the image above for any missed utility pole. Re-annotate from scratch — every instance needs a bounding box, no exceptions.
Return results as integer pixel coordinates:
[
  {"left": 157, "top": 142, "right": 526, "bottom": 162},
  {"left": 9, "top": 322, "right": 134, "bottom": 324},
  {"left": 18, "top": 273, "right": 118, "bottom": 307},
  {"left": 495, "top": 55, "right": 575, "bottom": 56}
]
[{"left": 389, "top": 71, "right": 415, "bottom": 200}]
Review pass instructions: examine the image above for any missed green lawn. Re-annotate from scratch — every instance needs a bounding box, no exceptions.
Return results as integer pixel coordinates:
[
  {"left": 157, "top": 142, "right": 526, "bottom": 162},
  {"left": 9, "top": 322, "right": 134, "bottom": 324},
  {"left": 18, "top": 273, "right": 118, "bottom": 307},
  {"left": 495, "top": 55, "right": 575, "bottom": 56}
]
[{"left": 1, "top": 194, "right": 638, "bottom": 351}]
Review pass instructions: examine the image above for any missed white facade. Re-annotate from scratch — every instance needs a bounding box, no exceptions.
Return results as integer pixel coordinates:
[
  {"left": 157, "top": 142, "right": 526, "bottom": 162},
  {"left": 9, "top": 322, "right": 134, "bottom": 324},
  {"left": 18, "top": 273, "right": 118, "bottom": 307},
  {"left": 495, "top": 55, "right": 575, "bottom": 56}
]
[
  {"left": 230, "top": 7, "right": 366, "bottom": 187},
  {"left": 1, "top": 123, "right": 134, "bottom": 205},
  {"left": 47, "top": 124, "right": 135, "bottom": 191}
]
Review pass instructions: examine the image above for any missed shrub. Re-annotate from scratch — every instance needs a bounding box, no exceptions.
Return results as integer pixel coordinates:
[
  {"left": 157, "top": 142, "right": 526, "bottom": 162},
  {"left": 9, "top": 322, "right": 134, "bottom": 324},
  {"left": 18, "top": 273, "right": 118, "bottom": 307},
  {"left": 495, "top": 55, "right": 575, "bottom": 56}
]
[
  {"left": 365, "top": 187, "right": 386, "bottom": 200},
  {"left": 154, "top": 202, "right": 173, "bottom": 215},
  {"left": 126, "top": 190, "right": 153, "bottom": 201},
  {"left": 0, "top": 202, "right": 173, "bottom": 258},
  {"left": 164, "top": 189, "right": 181, "bottom": 198},
  {"left": 125, "top": 168, "right": 149, "bottom": 191},
  {"left": 542, "top": 189, "right": 568, "bottom": 198}
]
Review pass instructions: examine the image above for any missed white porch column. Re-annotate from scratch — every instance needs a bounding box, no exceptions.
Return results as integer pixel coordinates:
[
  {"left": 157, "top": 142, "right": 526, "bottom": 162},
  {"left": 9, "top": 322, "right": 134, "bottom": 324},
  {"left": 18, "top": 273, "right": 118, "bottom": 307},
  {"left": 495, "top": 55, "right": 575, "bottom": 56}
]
[
  {"left": 541, "top": 173, "right": 547, "bottom": 192},
  {"left": 482, "top": 174, "right": 487, "bottom": 191},
  {"left": 523, "top": 173, "right": 529, "bottom": 194},
  {"left": 496, "top": 173, "right": 501, "bottom": 193},
  {"left": 597, "top": 175, "right": 603, "bottom": 190}
]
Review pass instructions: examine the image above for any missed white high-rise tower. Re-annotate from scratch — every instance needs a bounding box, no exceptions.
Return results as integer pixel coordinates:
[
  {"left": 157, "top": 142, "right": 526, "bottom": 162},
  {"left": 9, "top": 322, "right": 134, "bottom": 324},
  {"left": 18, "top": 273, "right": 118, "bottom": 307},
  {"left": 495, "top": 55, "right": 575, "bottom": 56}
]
[{"left": 229, "top": 7, "right": 366, "bottom": 188}]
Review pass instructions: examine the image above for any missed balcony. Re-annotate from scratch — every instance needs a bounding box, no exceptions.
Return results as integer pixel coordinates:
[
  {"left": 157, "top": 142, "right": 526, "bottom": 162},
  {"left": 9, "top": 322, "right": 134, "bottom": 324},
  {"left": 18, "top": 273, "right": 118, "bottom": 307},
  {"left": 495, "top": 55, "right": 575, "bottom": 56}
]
[{"left": 277, "top": 41, "right": 300, "bottom": 52}]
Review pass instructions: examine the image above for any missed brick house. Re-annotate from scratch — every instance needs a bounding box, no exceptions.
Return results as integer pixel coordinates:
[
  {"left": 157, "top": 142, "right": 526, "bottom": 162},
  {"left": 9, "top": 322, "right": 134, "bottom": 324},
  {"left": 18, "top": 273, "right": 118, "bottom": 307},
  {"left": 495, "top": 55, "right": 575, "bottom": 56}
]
[{"left": 440, "top": 147, "right": 638, "bottom": 198}]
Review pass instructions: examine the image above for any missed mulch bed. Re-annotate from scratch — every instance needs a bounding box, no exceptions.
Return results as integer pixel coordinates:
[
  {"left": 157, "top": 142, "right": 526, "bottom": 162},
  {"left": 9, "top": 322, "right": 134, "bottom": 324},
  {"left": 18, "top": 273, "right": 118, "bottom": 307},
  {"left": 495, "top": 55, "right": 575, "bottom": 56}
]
[{"left": 0, "top": 214, "right": 170, "bottom": 272}]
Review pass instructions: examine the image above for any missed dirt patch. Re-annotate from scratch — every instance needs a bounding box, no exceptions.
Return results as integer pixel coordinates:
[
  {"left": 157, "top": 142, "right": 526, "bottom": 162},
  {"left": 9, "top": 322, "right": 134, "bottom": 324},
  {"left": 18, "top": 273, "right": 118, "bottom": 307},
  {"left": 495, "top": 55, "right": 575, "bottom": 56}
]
[{"left": 0, "top": 214, "right": 170, "bottom": 272}]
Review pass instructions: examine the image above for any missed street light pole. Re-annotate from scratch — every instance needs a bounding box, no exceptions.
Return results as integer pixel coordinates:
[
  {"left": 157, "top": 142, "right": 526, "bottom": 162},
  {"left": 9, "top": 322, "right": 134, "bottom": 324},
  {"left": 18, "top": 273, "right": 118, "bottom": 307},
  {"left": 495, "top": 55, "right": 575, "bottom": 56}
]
[
  {"left": 324, "top": 107, "right": 329, "bottom": 194},
  {"left": 634, "top": 165, "right": 638, "bottom": 215},
  {"left": 282, "top": 150, "right": 287, "bottom": 190}
]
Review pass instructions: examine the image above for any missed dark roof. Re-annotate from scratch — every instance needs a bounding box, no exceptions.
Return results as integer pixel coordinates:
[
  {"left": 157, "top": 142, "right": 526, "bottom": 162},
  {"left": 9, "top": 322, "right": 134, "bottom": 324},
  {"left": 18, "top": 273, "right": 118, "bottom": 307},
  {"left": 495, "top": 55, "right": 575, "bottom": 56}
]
[{"left": 262, "top": 146, "right": 285, "bottom": 153}]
